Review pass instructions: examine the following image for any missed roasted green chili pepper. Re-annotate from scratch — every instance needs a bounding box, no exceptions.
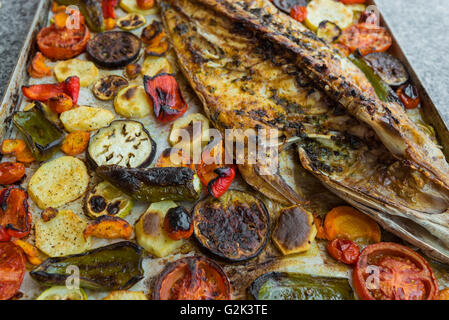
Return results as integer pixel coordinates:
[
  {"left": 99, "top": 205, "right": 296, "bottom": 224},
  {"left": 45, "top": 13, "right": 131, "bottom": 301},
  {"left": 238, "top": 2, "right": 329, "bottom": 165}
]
[
  {"left": 250, "top": 272, "right": 355, "bottom": 300},
  {"left": 55, "top": 0, "right": 105, "bottom": 33},
  {"left": 12, "top": 103, "right": 64, "bottom": 161},
  {"left": 30, "top": 241, "right": 143, "bottom": 290},
  {"left": 96, "top": 165, "right": 202, "bottom": 203}
]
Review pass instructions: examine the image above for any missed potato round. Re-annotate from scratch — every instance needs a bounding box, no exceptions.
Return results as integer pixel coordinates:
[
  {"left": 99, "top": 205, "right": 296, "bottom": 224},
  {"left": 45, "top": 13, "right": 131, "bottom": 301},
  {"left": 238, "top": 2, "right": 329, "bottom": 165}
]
[
  {"left": 29, "top": 156, "right": 89, "bottom": 209},
  {"left": 54, "top": 59, "right": 99, "bottom": 87},
  {"left": 141, "top": 56, "right": 172, "bottom": 77},
  {"left": 60, "top": 106, "right": 115, "bottom": 132},
  {"left": 305, "top": 0, "right": 353, "bottom": 31},
  {"left": 114, "top": 85, "right": 152, "bottom": 118}
]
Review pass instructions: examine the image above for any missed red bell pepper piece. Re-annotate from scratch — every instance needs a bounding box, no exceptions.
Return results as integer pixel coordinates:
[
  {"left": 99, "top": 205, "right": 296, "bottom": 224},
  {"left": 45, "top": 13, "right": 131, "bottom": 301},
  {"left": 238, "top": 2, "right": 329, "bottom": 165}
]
[
  {"left": 22, "top": 76, "right": 80, "bottom": 104},
  {"left": 396, "top": 83, "right": 420, "bottom": 109},
  {"left": 0, "top": 186, "right": 32, "bottom": 242},
  {"left": 206, "top": 166, "right": 236, "bottom": 199},
  {"left": 101, "top": 0, "right": 118, "bottom": 19},
  {"left": 144, "top": 73, "right": 188, "bottom": 123},
  {"left": 290, "top": 6, "right": 307, "bottom": 23}
]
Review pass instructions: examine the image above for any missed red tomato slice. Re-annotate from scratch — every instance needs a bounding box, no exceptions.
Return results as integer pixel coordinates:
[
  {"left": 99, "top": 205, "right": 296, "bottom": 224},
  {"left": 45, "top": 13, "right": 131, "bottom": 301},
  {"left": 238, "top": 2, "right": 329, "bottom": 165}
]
[
  {"left": 339, "top": 23, "right": 392, "bottom": 56},
  {"left": 353, "top": 242, "right": 438, "bottom": 300},
  {"left": 0, "top": 242, "right": 26, "bottom": 300}
]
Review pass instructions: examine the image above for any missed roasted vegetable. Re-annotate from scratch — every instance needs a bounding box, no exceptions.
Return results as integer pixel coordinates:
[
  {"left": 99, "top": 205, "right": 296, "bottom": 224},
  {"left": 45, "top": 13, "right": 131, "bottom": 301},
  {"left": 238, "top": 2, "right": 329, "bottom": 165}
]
[
  {"left": 86, "top": 31, "right": 142, "bottom": 69},
  {"left": 30, "top": 241, "right": 144, "bottom": 290},
  {"left": 363, "top": 52, "right": 409, "bottom": 87},
  {"left": 305, "top": 0, "right": 353, "bottom": 31},
  {"left": 101, "top": 0, "right": 118, "bottom": 19},
  {"left": 35, "top": 209, "right": 91, "bottom": 257},
  {"left": 104, "top": 17, "right": 116, "bottom": 30},
  {"left": 340, "top": 23, "right": 392, "bottom": 56},
  {"left": 36, "top": 286, "right": 87, "bottom": 300},
  {"left": 22, "top": 76, "right": 80, "bottom": 104},
  {"left": 0, "top": 162, "right": 25, "bottom": 185},
  {"left": 141, "top": 20, "right": 163, "bottom": 44},
  {"left": 55, "top": 0, "right": 105, "bottom": 33},
  {"left": 193, "top": 190, "right": 269, "bottom": 262},
  {"left": 272, "top": 206, "right": 317, "bottom": 255},
  {"left": 169, "top": 113, "right": 210, "bottom": 150},
  {"left": 54, "top": 59, "right": 98, "bottom": 87},
  {"left": 120, "top": 0, "right": 158, "bottom": 15},
  {"left": 137, "top": 0, "right": 154, "bottom": 10},
  {"left": 60, "top": 106, "right": 114, "bottom": 132},
  {"left": 28, "top": 156, "right": 89, "bottom": 209},
  {"left": 12, "top": 105, "right": 64, "bottom": 161},
  {"left": 316, "top": 20, "right": 342, "bottom": 43},
  {"left": 155, "top": 148, "right": 194, "bottom": 170},
  {"left": 396, "top": 83, "right": 420, "bottom": 109},
  {"left": 117, "top": 13, "right": 146, "bottom": 30},
  {"left": 163, "top": 206, "right": 193, "bottom": 240},
  {"left": 271, "top": 0, "right": 308, "bottom": 13},
  {"left": 28, "top": 52, "right": 52, "bottom": 78},
  {"left": 135, "top": 201, "right": 183, "bottom": 257},
  {"left": 141, "top": 55, "right": 172, "bottom": 77},
  {"left": 0, "top": 139, "right": 35, "bottom": 163},
  {"left": 290, "top": 5, "right": 307, "bottom": 23},
  {"left": 84, "top": 181, "right": 134, "bottom": 219},
  {"left": 87, "top": 120, "right": 156, "bottom": 168},
  {"left": 61, "top": 131, "right": 90, "bottom": 156},
  {"left": 48, "top": 93, "right": 74, "bottom": 114},
  {"left": 0, "top": 242, "right": 26, "bottom": 300},
  {"left": 92, "top": 75, "right": 128, "bottom": 101},
  {"left": 327, "top": 238, "right": 360, "bottom": 265},
  {"left": 143, "top": 73, "right": 188, "bottom": 123},
  {"left": 97, "top": 165, "right": 201, "bottom": 203},
  {"left": 145, "top": 40, "right": 169, "bottom": 57},
  {"left": 250, "top": 272, "right": 355, "bottom": 300},
  {"left": 84, "top": 215, "right": 132, "bottom": 240},
  {"left": 12, "top": 239, "right": 42, "bottom": 266},
  {"left": 114, "top": 85, "right": 153, "bottom": 118},
  {"left": 124, "top": 63, "right": 142, "bottom": 80},
  {"left": 153, "top": 256, "right": 231, "bottom": 300},
  {"left": 0, "top": 187, "right": 32, "bottom": 242},
  {"left": 103, "top": 290, "right": 148, "bottom": 300}
]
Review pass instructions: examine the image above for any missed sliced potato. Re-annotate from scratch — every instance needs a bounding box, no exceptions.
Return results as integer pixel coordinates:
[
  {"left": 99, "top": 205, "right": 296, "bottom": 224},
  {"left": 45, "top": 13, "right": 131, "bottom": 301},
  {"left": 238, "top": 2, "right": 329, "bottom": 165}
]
[
  {"left": 29, "top": 156, "right": 89, "bottom": 209},
  {"left": 54, "top": 59, "right": 99, "bottom": 87},
  {"left": 114, "top": 85, "right": 152, "bottom": 118},
  {"left": 117, "top": 13, "right": 146, "bottom": 30},
  {"left": 35, "top": 209, "right": 91, "bottom": 257},
  {"left": 60, "top": 106, "right": 114, "bottom": 132},
  {"left": 135, "top": 201, "right": 183, "bottom": 258},
  {"left": 305, "top": 0, "right": 353, "bottom": 31},
  {"left": 120, "top": 0, "right": 159, "bottom": 15},
  {"left": 169, "top": 113, "right": 210, "bottom": 151},
  {"left": 103, "top": 290, "right": 148, "bottom": 300},
  {"left": 141, "top": 56, "right": 172, "bottom": 77}
]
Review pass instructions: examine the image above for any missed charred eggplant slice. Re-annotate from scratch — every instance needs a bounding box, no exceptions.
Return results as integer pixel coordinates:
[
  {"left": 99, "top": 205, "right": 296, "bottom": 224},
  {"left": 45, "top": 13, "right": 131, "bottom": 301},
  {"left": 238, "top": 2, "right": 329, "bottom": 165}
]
[
  {"left": 193, "top": 190, "right": 270, "bottom": 262},
  {"left": 30, "top": 241, "right": 144, "bottom": 291},
  {"left": 316, "top": 20, "right": 342, "bottom": 43},
  {"left": 250, "top": 272, "right": 355, "bottom": 300},
  {"left": 87, "top": 31, "right": 141, "bottom": 69},
  {"left": 272, "top": 0, "right": 308, "bottom": 13},
  {"left": 87, "top": 120, "right": 156, "bottom": 168},
  {"left": 153, "top": 256, "right": 231, "bottom": 300},
  {"left": 96, "top": 165, "right": 201, "bottom": 202},
  {"left": 363, "top": 52, "right": 409, "bottom": 87},
  {"left": 117, "top": 13, "right": 146, "bottom": 31},
  {"left": 92, "top": 75, "right": 129, "bottom": 101},
  {"left": 84, "top": 181, "right": 134, "bottom": 219}
]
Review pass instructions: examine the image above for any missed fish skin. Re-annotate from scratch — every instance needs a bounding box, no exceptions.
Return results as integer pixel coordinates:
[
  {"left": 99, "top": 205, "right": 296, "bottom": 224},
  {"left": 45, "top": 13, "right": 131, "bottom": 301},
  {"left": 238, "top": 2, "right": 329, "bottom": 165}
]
[{"left": 193, "top": 0, "right": 449, "bottom": 191}]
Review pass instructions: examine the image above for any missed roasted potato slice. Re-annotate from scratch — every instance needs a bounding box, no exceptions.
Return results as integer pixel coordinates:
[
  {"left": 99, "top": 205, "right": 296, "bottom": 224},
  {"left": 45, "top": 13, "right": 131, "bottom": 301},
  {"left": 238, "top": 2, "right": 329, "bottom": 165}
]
[
  {"left": 60, "top": 106, "right": 114, "bottom": 132},
  {"left": 114, "top": 85, "right": 152, "bottom": 118},
  {"left": 141, "top": 56, "right": 172, "bottom": 77},
  {"left": 103, "top": 290, "right": 148, "bottom": 300},
  {"left": 305, "top": 0, "right": 353, "bottom": 31},
  {"left": 169, "top": 113, "right": 210, "bottom": 151},
  {"left": 54, "top": 59, "right": 99, "bottom": 87}
]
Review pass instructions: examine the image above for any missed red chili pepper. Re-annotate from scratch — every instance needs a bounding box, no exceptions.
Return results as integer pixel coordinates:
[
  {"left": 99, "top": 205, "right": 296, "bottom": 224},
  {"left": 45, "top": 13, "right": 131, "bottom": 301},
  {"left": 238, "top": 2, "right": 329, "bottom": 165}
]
[
  {"left": 290, "top": 6, "right": 307, "bottom": 23},
  {"left": 22, "top": 76, "right": 80, "bottom": 104},
  {"left": 206, "top": 166, "right": 236, "bottom": 198},
  {"left": 327, "top": 238, "right": 360, "bottom": 265},
  {"left": 144, "top": 73, "right": 188, "bottom": 123},
  {"left": 0, "top": 186, "right": 32, "bottom": 242},
  {"left": 101, "top": 0, "right": 118, "bottom": 19},
  {"left": 396, "top": 83, "right": 420, "bottom": 109}
]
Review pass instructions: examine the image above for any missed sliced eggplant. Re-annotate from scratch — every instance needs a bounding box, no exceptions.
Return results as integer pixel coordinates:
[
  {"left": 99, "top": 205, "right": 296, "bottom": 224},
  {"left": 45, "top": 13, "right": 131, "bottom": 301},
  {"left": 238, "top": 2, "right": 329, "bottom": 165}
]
[
  {"left": 192, "top": 190, "right": 270, "bottom": 262},
  {"left": 87, "top": 120, "right": 156, "bottom": 168},
  {"left": 92, "top": 75, "right": 129, "bottom": 101},
  {"left": 84, "top": 181, "right": 134, "bottom": 219},
  {"left": 117, "top": 13, "right": 146, "bottom": 31},
  {"left": 272, "top": 0, "right": 308, "bottom": 13},
  {"left": 316, "top": 20, "right": 342, "bottom": 43},
  {"left": 86, "top": 31, "right": 142, "bottom": 69},
  {"left": 363, "top": 52, "right": 409, "bottom": 87}
]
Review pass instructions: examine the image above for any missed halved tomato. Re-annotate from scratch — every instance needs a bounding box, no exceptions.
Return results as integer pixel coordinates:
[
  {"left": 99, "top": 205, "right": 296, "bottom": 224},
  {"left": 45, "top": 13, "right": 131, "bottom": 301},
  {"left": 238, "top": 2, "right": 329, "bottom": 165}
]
[
  {"left": 353, "top": 242, "right": 439, "bottom": 300},
  {"left": 339, "top": 23, "right": 392, "bottom": 56},
  {"left": 153, "top": 256, "right": 231, "bottom": 300},
  {"left": 0, "top": 242, "right": 26, "bottom": 300}
]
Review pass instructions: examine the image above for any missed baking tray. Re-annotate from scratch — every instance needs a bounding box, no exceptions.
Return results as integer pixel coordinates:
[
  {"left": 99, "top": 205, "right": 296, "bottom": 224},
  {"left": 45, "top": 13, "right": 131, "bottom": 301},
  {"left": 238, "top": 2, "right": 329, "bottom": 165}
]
[{"left": 1, "top": 0, "right": 449, "bottom": 300}]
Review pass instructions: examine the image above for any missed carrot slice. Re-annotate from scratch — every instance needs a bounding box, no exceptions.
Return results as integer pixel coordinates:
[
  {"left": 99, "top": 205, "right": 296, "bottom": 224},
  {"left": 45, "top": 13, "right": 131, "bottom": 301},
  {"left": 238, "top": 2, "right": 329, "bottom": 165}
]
[
  {"left": 1, "top": 139, "right": 35, "bottom": 163},
  {"left": 61, "top": 131, "right": 90, "bottom": 156},
  {"left": 12, "top": 239, "right": 42, "bottom": 266},
  {"left": 28, "top": 52, "right": 52, "bottom": 79}
]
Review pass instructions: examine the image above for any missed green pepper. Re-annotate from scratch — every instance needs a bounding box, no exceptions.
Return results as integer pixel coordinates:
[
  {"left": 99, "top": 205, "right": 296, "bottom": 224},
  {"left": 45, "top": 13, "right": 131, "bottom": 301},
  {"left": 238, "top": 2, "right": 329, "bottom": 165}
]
[
  {"left": 30, "top": 241, "right": 143, "bottom": 290},
  {"left": 96, "top": 165, "right": 202, "bottom": 203},
  {"left": 12, "top": 103, "right": 64, "bottom": 161},
  {"left": 250, "top": 272, "right": 355, "bottom": 300},
  {"left": 55, "top": 0, "right": 105, "bottom": 33}
]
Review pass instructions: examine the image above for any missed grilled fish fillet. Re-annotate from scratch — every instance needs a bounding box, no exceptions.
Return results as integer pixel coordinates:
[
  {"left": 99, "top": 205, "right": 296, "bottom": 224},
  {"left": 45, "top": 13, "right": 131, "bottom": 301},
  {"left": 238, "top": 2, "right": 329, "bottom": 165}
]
[{"left": 193, "top": 0, "right": 449, "bottom": 192}]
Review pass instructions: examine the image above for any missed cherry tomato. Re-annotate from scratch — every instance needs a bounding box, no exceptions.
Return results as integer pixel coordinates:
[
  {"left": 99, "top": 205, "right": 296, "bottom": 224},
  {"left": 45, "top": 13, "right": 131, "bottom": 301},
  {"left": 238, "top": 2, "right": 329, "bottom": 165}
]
[
  {"left": 353, "top": 242, "right": 439, "bottom": 300},
  {"left": 339, "top": 23, "right": 392, "bottom": 56},
  {"left": 327, "top": 238, "right": 360, "bottom": 265},
  {"left": 290, "top": 6, "right": 307, "bottom": 23},
  {"left": 0, "top": 162, "right": 25, "bottom": 185},
  {"left": 0, "top": 242, "right": 26, "bottom": 300},
  {"left": 396, "top": 84, "right": 420, "bottom": 109},
  {"left": 163, "top": 206, "right": 193, "bottom": 240}
]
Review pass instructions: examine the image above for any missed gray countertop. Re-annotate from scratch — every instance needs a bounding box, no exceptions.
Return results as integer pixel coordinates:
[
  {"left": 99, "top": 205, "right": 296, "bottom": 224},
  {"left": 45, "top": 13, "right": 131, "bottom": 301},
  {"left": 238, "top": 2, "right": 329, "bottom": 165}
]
[{"left": 0, "top": 0, "right": 448, "bottom": 121}]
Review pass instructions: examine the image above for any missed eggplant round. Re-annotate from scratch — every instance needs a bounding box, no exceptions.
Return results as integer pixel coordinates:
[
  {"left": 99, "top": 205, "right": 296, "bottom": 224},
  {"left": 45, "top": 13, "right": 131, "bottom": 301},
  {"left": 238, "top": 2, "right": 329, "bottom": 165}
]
[
  {"left": 87, "top": 31, "right": 142, "bottom": 69},
  {"left": 272, "top": 0, "right": 308, "bottom": 13},
  {"left": 193, "top": 190, "right": 270, "bottom": 262},
  {"left": 92, "top": 75, "right": 129, "bottom": 101},
  {"left": 87, "top": 120, "right": 156, "bottom": 168},
  {"left": 363, "top": 52, "right": 409, "bottom": 87}
]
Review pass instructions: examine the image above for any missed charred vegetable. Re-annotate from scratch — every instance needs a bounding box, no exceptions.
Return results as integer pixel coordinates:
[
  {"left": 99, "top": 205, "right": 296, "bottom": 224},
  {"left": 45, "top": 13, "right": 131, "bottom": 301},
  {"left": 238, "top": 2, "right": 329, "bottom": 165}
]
[
  {"left": 97, "top": 165, "right": 201, "bottom": 202},
  {"left": 117, "top": 13, "right": 146, "bottom": 30},
  {"left": 114, "top": 85, "right": 153, "bottom": 118},
  {"left": 363, "top": 52, "right": 409, "bottom": 87},
  {"left": 193, "top": 190, "right": 270, "bottom": 262},
  {"left": 0, "top": 186, "right": 32, "bottom": 242},
  {"left": 30, "top": 241, "right": 143, "bottom": 290},
  {"left": 0, "top": 162, "right": 25, "bottom": 185},
  {"left": 83, "top": 215, "right": 133, "bottom": 240},
  {"left": 55, "top": 0, "right": 105, "bottom": 33},
  {"left": 141, "top": 20, "right": 163, "bottom": 45},
  {"left": 397, "top": 83, "right": 421, "bottom": 109},
  {"left": 12, "top": 105, "right": 64, "bottom": 161},
  {"left": 316, "top": 20, "right": 342, "bottom": 43},
  {"left": 153, "top": 256, "right": 231, "bottom": 300},
  {"left": 84, "top": 181, "right": 134, "bottom": 219},
  {"left": 92, "top": 75, "right": 128, "bottom": 101},
  {"left": 143, "top": 73, "right": 188, "bottom": 123},
  {"left": 250, "top": 272, "right": 355, "bottom": 300},
  {"left": 86, "top": 31, "right": 141, "bottom": 68},
  {"left": 163, "top": 206, "right": 193, "bottom": 240},
  {"left": 306, "top": 0, "right": 353, "bottom": 31},
  {"left": 272, "top": 206, "right": 317, "bottom": 255},
  {"left": 271, "top": 0, "right": 308, "bottom": 13},
  {"left": 87, "top": 120, "right": 156, "bottom": 168},
  {"left": 36, "top": 286, "right": 87, "bottom": 300}
]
